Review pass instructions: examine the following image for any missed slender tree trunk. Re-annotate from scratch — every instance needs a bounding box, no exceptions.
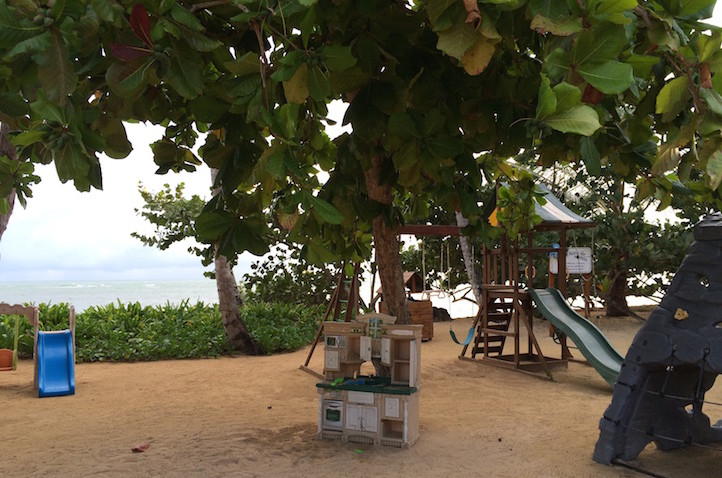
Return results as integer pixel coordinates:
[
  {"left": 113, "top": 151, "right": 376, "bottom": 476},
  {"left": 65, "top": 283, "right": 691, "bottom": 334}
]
[
  {"left": 605, "top": 267, "right": 629, "bottom": 317},
  {"left": 364, "top": 154, "right": 410, "bottom": 325},
  {"left": 455, "top": 211, "right": 482, "bottom": 305},
  {"left": 210, "top": 168, "right": 260, "bottom": 354},
  {"left": 0, "top": 123, "right": 16, "bottom": 241}
]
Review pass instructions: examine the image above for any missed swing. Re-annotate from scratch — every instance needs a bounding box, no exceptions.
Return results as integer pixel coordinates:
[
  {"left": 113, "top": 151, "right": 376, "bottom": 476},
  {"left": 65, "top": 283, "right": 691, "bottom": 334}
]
[{"left": 449, "top": 322, "right": 475, "bottom": 345}]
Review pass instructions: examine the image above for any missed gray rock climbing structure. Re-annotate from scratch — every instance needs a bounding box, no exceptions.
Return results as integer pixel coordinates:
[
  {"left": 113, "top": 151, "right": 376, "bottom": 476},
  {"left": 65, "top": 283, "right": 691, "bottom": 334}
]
[{"left": 594, "top": 213, "right": 722, "bottom": 464}]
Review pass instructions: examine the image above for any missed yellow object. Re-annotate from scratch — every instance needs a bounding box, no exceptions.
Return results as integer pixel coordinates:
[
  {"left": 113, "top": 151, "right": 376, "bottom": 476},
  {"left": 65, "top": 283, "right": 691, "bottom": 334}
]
[
  {"left": 674, "top": 308, "right": 689, "bottom": 321},
  {"left": 489, "top": 207, "right": 499, "bottom": 227}
]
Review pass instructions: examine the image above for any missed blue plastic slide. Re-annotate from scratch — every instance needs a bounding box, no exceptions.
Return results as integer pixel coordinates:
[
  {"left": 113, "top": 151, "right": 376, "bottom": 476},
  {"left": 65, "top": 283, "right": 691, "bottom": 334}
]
[{"left": 37, "top": 330, "right": 75, "bottom": 398}]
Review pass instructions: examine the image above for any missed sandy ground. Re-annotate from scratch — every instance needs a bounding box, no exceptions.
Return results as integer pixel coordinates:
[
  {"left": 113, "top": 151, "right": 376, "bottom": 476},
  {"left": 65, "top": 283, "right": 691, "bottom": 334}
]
[{"left": 2, "top": 311, "right": 722, "bottom": 478}]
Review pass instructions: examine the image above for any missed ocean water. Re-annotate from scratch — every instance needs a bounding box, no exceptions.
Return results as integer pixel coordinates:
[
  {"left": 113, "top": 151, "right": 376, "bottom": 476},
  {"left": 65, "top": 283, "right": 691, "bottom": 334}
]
[{"left": 0, "top": 280, "right": 220, "bottom": 312}]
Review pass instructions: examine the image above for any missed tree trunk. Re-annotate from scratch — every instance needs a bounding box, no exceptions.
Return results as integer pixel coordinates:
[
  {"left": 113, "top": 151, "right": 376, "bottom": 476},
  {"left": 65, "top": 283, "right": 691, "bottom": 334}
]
[
  {"left": 0, "top": 123, "right": 16, "bottom": 241},
  {"left": 364, "top": 154, "right": 410, "bottom": 325},
  {"left": 210, "top": 168, "right": 260, "bottom": 354},
  {"left": 605, "top": 267, "right": 629, "bottom": 317},
  {"left": 455, "top": 211, "right": 482, "bottom": 306},
  {"left": 214, "top": 251, "right": 260, "bottom": 353}
]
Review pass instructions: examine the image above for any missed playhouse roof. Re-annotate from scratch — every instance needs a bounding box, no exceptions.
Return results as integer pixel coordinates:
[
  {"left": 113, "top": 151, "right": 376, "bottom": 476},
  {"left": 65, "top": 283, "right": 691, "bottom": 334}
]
[{"left": 533, "top": 184, "right": 595, "bottom": 230}]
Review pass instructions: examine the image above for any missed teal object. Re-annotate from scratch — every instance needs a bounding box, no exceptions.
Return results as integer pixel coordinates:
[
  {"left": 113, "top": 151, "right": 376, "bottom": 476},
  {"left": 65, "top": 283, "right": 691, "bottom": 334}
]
[
  {"left": 449, "top": 324, "right": 475, "bottom": 346},
  {"left": 528, "top": 288, "right": 623, "bottom": 387},
  {"left": 37, "top": 330, "right": 75, "bottom": 398}
]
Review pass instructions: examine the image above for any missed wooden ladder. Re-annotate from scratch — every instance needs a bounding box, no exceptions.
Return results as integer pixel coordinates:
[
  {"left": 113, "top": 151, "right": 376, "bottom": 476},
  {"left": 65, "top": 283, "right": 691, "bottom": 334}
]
[
  {"left": 300, "top": 262, "right": 361, "bottom": 378},
  {"left": 472, "top": 294, "right": 513, "bottom": 358}
]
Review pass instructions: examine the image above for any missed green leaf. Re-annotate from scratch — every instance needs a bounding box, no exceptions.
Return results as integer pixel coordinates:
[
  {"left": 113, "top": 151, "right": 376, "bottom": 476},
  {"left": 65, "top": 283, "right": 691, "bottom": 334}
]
[
  {"left": 306, "top": 241, "right": 338, "bottom": 265},
  {"left": 530, "top": 15, "right": 583, "bottom": 36},
  {"left": 461, "top": 35, "right": 496, "bottom": 75},
  {"left": 678, "top": 0, "right": 716, "bottom": 16},
  {"left": 536, "top": 75, "right": 556, "bottom": 119},
  {"left": 553, "top": 82, "right": 582, "bottom": 112},
  {"left": 309, "top": 196, "right": 344, "bottom": 224},
  {"left": 580, "top": 137, "right": 601, "bottom": 175},
  {"left": 626, "top": 54, "right": 659, "bottom": 78},
  {"left": 12, "top": 130, "right": 46, "bottom": 147},
  {"left": 307, "top": 65, "right": 331, "bottom": 101},
  {"left": 542, "top": 105, "right": 601, "bottom": 136},
  {"left": 282, "top": 63, "right": 309, "bottom": 104},
  {"left": 700, "top": 87, "right": 722, "bottom": 116},
  {"left": 170, "top": 4, "right": 203, "bottom": 32},
  {"left": 577, "top": 60, "right": 633, "bottom": 95},
  {"left": 3, "top": 30, "right": 50, "bottom": 61},
  {"left": 188, "top": 95, "right": 228, "bottom": 123},
  {"left": 323, "top": 46, "right": 356, "bottom": 72},
  {"left": 97, "top": 118, "right": 132, "bottom": 159},
  {"left": 266, "top": 148, "right": 286, "bottom": 179},
  {"left": 106, "top": 57, "right": 154, "bottom": 99},
  {"left": 29, "top": 98, "right": 66, "bottom": 125},
  {"left": 697, "top": 32, "right": 721, "bottom": 63},
  {"left": 427, "top": 136, "right": 463, "bottom": 158},
  {"left": 573, "top": 24, "right": 627, "bottom": 65},
  {"left": 651, "top": 124, "right": 695, "bottom": 175},
  {"left": 195, "top": 210, "right": 234, "bottom": 241},
  {"left": 0, "top": 92, "right": 27, "bottom": 117},
  {"left": 426, "top": 0, "right": 456, "bottom": 24},
  {"left": 436, "top": 23, "right": 478, "bottom": 60},
  {"left": 184, "top": 29, "right": 223, "bottom": 52},
  {"left": 388, "top": 112, "right": 419, "bottom": 140},
  {"left": 707, "top": 150, "right": 722, "bottom": 190},
  {"left": 224, "top": 52, "right": 260, "bottom": 76},
  {"left": 37, "top": 31, "right": 76, "bottom": 105},
  {"left": 542, "top": 48, "right": 571, "bottom": 82},
  {"left": 656, "top": 76, "right": 690, "bottom": 114},
  {"left": 588, "top": 0, "right": 638, "bottom": 15}
]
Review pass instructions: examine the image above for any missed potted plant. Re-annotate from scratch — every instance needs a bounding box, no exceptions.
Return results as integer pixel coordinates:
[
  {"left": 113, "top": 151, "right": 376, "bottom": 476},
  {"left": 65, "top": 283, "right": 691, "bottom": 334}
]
[{"left": 0, "top": 314, "right": 20, "bottom": 371}]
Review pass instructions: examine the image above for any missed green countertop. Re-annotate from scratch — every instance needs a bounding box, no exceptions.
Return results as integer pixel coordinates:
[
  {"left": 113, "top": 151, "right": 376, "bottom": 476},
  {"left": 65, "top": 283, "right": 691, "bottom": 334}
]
[{"left": 316, "top": 376, "right": 417, "bottom": 395}]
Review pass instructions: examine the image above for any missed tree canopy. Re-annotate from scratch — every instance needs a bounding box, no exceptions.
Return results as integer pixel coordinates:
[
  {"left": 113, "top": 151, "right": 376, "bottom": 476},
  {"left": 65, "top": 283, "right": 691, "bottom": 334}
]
[{"left": 2, "top": 0, "right": 722, "bottom": 324}]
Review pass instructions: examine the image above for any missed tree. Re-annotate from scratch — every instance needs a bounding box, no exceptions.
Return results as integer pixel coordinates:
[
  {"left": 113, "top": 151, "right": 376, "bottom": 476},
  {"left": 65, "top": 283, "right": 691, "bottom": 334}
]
[
  {"left": 0, "top": 122, "right": 39, "bottom": 241},
  {"left": 132, "top": 180, "right": 261, "bottom": 353},
  {"left": 2, "top": 0, "right": 722, "bottom": 347},
  {"left": 537, "top": 167, "right": 702, "bottom": 316},
  {"left": 241, "top": 246, "right": 337, "bottom": 307}
]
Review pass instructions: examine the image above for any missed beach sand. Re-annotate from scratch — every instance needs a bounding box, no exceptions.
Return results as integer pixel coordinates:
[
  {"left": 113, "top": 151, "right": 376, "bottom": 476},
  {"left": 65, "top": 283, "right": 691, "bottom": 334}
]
[{"left": 1, "top": 311, "right": 721, "bottom": 477}]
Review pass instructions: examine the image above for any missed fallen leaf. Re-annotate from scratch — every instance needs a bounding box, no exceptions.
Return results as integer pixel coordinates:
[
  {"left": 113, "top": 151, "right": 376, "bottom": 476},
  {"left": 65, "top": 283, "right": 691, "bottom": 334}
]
[{"left": 132, "top": 442, "right": 150, "bottom": 453}]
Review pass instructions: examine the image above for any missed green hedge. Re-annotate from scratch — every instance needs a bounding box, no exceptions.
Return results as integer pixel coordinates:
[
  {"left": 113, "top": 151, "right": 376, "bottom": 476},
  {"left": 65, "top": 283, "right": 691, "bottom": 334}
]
[{"left": 0, "top": 301, "right": 323, "bottom": 362}]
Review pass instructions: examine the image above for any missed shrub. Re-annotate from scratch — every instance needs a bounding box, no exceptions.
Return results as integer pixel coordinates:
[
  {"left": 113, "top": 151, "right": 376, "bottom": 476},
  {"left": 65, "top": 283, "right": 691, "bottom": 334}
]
[
  {"left": 241, "top": 302, "right": 323, "bottom": 354},
  {"left": 75, "top": 301, "right": 229, "bottom": 362},
  {"left": 3, "top": 300, "right": 322, "bottom": 362}
]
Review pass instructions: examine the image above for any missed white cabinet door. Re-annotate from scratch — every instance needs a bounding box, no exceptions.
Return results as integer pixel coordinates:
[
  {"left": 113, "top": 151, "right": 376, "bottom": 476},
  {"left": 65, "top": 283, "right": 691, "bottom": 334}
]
[
  {"left": 408, "top": 340, "right": 417, "bottom": 388},
  {"left": 359, "top": 335, "right": 372, "bottom": 362},
  {"left": 324, "top": 349, "right": 340, "bottom": 371},
  {"left": 380, "top": 337, "right": 391, "bottom": 366},
  {"left": 346, "top": 404, "right": 378, "bottom": 433}
]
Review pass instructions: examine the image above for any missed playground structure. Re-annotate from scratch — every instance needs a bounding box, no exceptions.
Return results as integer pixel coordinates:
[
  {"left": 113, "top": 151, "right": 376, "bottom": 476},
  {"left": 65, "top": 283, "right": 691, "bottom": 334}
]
[
  {"left": 594, "top": 213, "right": 722, "bottom": 464},
  {"left": 458, "top": 184, "right": 610, "bottom": 381},
  {"left": 0, "top": 303, "right": 76, "bottom": 397}
]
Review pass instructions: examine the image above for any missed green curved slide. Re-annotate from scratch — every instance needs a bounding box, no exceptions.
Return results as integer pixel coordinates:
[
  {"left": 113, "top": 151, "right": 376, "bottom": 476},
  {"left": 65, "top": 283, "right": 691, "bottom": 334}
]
[{"left": 528, "top": 288, "right": 623, "bottom": 387}]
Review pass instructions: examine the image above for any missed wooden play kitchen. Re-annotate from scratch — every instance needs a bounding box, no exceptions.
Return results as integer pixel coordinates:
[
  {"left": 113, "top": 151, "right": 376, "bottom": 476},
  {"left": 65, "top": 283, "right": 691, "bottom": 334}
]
[{"left": 316, "top": 314, "right": 422, "bottom": 448}]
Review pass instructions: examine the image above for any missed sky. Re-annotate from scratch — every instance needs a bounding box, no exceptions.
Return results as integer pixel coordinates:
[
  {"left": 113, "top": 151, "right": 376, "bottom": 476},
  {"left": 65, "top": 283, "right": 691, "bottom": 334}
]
[{"left": 2, "top": 8, "right": 722, "bottom": 283}]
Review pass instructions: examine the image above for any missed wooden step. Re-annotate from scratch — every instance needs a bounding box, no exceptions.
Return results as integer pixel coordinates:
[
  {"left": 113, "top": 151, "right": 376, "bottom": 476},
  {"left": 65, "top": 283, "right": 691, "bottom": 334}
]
[
  {"left": 473, "top": 345, "right": 503, "bottom": 355},
  {"left": 482, "top": 328, "right": 515, "bottom": 337}
]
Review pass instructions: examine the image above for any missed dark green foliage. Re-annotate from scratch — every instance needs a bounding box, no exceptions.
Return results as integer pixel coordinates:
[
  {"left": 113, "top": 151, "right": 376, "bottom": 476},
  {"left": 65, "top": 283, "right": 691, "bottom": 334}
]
[
  {"left": 76, "top": 301, "right": 229, "bottom": 362},
  {"left": 242, "top": 247, "right": 337, "bottom": 307},
  {"left": 2, "top": 300, "right": 321, "bottom": 362},
  {"left": 241, "top": 302, "right": 323, "bottom": 355}
]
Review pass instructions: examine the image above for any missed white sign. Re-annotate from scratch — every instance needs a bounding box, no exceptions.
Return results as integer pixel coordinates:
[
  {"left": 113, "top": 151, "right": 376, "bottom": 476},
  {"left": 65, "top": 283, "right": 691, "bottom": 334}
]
[{"left": 549, "top": 247, "right": 593, "bottom": 275}]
